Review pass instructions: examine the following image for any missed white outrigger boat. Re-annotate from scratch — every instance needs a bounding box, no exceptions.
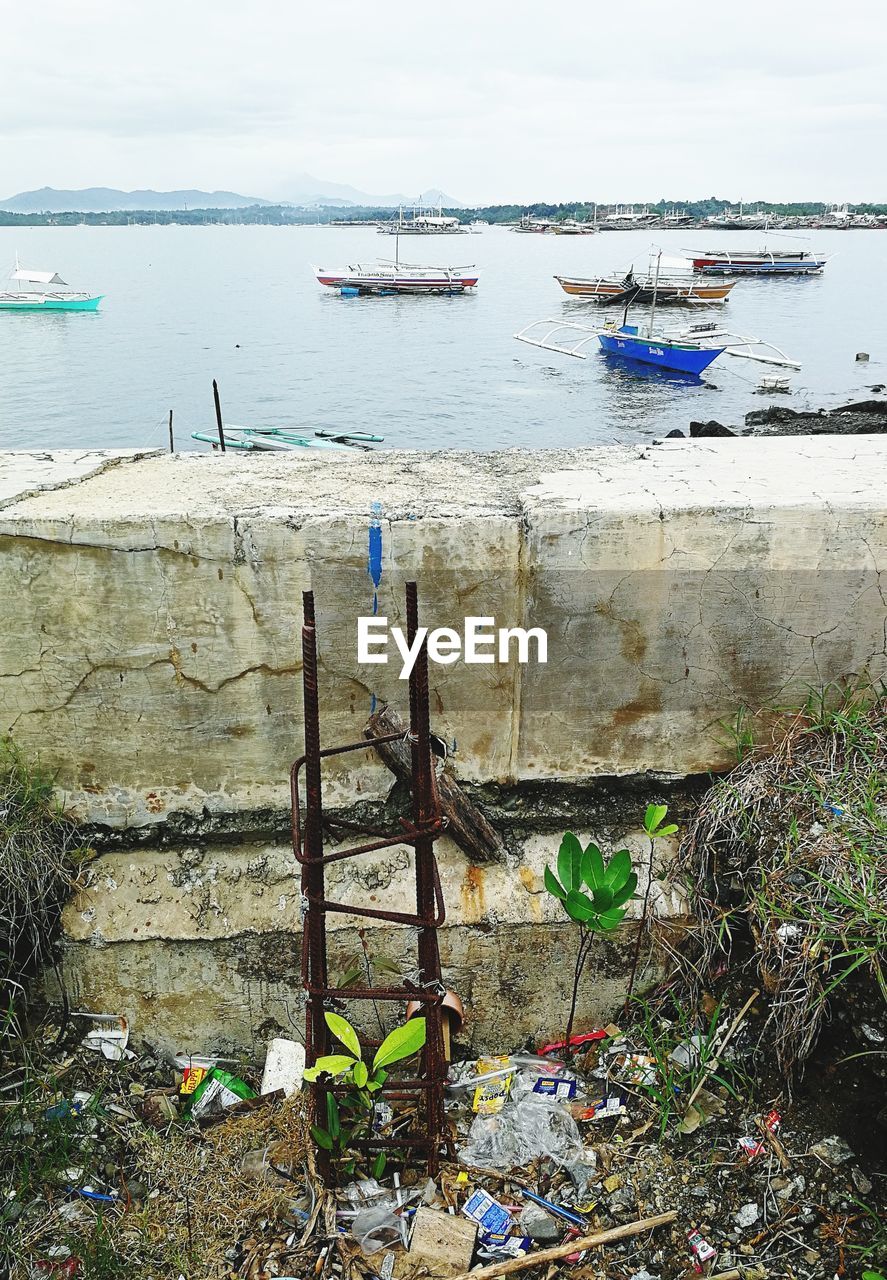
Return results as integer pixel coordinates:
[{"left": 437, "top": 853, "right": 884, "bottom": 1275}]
[
  {"left": 1, "top": 258, "right": 103, "bottom": 311},
  {"left": 191, "top": 425, "right": 383, "bottom": 453},
  {"left": 315, "top": 260, "right": 479, "bottom": 296}
]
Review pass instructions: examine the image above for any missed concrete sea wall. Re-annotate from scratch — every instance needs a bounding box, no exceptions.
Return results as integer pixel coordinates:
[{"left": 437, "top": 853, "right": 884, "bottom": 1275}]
[{"left": 1, "top": 438, "right": 884, "bottom": 1055}]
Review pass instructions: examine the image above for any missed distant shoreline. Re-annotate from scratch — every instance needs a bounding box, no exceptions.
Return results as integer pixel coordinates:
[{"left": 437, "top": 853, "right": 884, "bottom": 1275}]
[{"left": 4, "top": 200, "right": 887, "bottom": 230}]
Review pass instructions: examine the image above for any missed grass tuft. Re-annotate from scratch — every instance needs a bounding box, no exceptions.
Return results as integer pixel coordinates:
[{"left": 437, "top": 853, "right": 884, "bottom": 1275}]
[
  {"left": 677, "top": 683, "right": 886, "bottom": 1086},
  {"left": 0, "top": 738, "right": 90, "bottom": 988}
]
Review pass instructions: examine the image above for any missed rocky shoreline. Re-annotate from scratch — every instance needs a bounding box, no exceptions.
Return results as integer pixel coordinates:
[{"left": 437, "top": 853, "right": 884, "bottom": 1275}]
[{"left": 669, "top": 396, "right": 887, "bottom": 439}]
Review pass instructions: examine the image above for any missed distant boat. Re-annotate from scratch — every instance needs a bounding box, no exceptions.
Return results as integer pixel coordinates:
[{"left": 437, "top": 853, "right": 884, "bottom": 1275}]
[
  {"left": 0, "top": 259, "right": 103, "bottom": 311},
  {"left": 555, "top": 254, "right": 734, "bottom": 302},
  {"left": 315, "top": 261, "right": 478, "bottom": 295},
  {"left": 549, "top": 218, "right": 597, "bottom": 235},
  {"left": 690, "top": 248, "right": 827, "bottom": 275},
  {"left": 378, "top": 204, "right": 468, "bottom": 235}
]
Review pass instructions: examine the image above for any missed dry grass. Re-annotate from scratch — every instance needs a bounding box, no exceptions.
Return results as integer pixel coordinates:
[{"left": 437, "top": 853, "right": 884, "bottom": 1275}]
[
  {"left": 676, "top": 685, "right": 886, "bottom": 1086},
  {"left": 0, "top": 738, "right": 88, "bottom": 988},
  {"left": 126, "top": 1097, "right": 311, "bottom": 1276}
]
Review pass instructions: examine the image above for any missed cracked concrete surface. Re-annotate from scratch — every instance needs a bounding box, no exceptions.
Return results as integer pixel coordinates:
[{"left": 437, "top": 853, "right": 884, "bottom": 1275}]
[
  {"left": 2, "top": 439, "right": 883, "bottom": 1052},
  {"left": 1, "top": 439, "right": 885, "bottom": 824}
]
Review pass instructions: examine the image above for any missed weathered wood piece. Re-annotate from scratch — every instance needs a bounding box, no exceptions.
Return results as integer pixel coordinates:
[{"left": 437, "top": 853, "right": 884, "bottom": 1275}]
[
  {"left": 447, "top": 1210, "right": 678, "bottom": 1280},
  {"left": 365, "top": 705, "right": 505, "bottom": 863}
]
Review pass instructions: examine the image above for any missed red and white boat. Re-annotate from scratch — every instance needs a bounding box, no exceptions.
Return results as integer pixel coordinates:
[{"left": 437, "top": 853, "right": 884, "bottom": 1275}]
[{"left": 315, "top": 260, "right": 479, "bottom": 295}]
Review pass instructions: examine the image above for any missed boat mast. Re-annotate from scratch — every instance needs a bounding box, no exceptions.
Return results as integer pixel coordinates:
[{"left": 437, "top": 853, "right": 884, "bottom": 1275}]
[{"left": 648, "top": 250, "right": 662, "bottom": 337}]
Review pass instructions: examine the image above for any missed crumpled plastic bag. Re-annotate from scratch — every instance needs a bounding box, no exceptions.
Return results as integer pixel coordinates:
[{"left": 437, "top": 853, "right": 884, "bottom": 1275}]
[{"left": 458, "top": 1094, "right": 595, "bottom": 1191}]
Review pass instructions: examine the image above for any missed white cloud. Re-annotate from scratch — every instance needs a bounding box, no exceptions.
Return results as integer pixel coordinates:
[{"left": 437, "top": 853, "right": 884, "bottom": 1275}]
[{"left": 2, "top": 0, "right": 886, "bottom": 202}]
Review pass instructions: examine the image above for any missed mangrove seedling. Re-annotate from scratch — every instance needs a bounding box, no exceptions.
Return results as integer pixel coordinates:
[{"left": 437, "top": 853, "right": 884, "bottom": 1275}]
[
  {"left": 625, "top": 803, "right": 678, "bottom": 1009},
  {"left": 303, "top": 1011, "right": 426, "bottom": 1178},
  {"left": 544, "top": 832, "right": 637, "bottom": 1050}
]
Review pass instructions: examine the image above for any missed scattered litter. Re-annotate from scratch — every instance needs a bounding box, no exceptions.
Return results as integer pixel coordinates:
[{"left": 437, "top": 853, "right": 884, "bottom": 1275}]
[
  {"left": 75, "top": 1013, "right": 133, "bottom": 1062},
  {"left": 539, "top": 1025, "right": 620, "bottom": 1056},
  {"left": 472, "top": 1055, "right": 515, "bottom": 1114},
  {"left": 669, "top": 1034, "right": 704, "bottom": 1069},
  {"left": 260, "top": 1038, "right": 305, "bottom": 1098},
  {"left": 462, "top": 1188, "right": 513, "bottom": 1235},
  {"left": 189, "top": 1068, "right": 256, "bottom": 1119},
  {"left": 688, "top": 1228, "right": 717, "bottom": 1271}
]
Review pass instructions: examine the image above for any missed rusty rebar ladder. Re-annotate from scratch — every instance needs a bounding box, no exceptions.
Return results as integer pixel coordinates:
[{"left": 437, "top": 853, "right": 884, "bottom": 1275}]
[{"left": 291, "top": 581, "right": 449, "bottom": 1176}]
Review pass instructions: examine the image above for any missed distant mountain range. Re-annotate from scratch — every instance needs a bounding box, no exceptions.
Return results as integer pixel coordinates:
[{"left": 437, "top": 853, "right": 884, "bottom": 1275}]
[
  {"left": 274, "top": 173, "right": 463, "bottom": 208},
  {"left": 0, "top": 180, "right": 464, "bottom": 213}
]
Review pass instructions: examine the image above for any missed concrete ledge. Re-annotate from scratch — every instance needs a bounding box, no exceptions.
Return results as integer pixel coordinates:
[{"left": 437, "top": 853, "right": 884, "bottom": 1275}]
[{"left": 1, "top": 438, "right": 885, "bottom": 827}]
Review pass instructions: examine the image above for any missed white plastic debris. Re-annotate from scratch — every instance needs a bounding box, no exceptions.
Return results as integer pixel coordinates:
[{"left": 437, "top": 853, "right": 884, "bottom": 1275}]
[
  {"left": 260, "top": 1038, "right": 306, "bottom": 1097},
  {"left": 76, "top": 1013, "right": 133, "bottom": 1061}
]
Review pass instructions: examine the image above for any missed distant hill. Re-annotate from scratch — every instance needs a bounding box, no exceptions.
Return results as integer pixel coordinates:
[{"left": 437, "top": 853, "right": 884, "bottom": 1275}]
[
  {"left": 276, "top": 173, "right": 464, "bottom": 208},
  {"left": 0, "top": 181, "right": 465, "bottom": 213},
  {"left": 0, "top": 187, "right": 272, "bottom": 213}
]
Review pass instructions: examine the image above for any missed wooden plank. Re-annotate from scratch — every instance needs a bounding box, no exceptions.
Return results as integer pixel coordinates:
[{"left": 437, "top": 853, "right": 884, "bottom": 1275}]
[{"left": 365, "top": 705, "right": 505, "bottom": 863}]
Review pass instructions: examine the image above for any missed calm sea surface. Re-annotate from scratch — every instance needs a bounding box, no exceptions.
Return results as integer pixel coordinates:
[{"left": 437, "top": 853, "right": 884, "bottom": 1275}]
[{"left": 1, "top": 225, "right": 885, "bottom": 452}]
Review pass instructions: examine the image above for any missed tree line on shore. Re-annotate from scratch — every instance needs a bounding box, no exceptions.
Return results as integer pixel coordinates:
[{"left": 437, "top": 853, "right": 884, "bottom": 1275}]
[{"left": 3, "top": 198, "right": 887, "bottom": 228}]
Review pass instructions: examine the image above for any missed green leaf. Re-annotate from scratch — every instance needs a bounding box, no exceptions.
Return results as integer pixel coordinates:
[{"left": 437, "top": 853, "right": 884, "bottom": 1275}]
[
  {"left": 592, "top": 885, "right": 614, "bottom": 912},
  {"left": 581, "top": 842, "right": 605, "bottom": 890},
  {"left": 373, "top": 955, "right": 402, "bottom": 976},
  {"left": 604, "top": 847, "right": 633, "bottom": 890},
  {"left": 325, "top": 1011, "right": 362, "bottom": 1058},
  {"left": 557, "top": 832, "right": 583, "bottom": 892},
  {"left": 352, "top": 1060, "right": 369, "bottom": 1088},
  {"left": 344, "top": 1158, "right": 356, "bottom": 1175},
  {"left": 372, "top": 1152, "right": 388, "bottom": 1179},
  {"left": 310, "top": 1124, "right": 334, "bottom": 1151},
  {"left": 653, "top": 823, "right": 678, "bottom": 838},
  {"left": 325, "top": 1092, "right": 340, "bottom": 1140},
  {"left": 303, "top": 1054, "right": 356, "bottom": 1082},
  {"left": 597, "top": 906, "right": 628, "bottom": 931},
  {"left": 565, "top": 889, "right": 594, "bottom": 922},
  {"left": 372, "top": 1018, "right": 427, "bottom": 1072},
  {"left": 610, "top": 872, "right": 638, "bottom": 909},
  {"left": 336, "top": 954, "right": 364, "bottom": 988},
  {"left": 644, "top": 804, "right": 668, "bottom": 835},
  {"left": 544, "top": 865, "right": 566, "bottom": 902}
]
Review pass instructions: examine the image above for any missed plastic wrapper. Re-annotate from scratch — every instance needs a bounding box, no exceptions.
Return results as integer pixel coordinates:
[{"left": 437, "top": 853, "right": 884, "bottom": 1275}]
[{"left": 458, "top": 1095, "right": 596, "bottom": 1191}]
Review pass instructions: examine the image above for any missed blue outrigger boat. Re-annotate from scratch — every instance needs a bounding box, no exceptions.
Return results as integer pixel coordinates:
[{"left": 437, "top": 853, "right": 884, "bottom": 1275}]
[
  {"left": 515, "top": 315, "right": 800, "bottom": 377},
  {"left": 516, "top": 263, "right": 799, "bottom": 377}
]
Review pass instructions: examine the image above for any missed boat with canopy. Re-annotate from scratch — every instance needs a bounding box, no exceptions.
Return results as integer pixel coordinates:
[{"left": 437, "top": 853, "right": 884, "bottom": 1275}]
[{"left": 0, "top": 259, "right": 103, "bottom": 311}]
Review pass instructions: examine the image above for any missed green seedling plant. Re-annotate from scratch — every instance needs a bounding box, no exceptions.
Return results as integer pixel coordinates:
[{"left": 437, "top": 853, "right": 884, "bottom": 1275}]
[
  {"left": 304, "top": 1011, "right": 426, "bottom": 1179},
  {"left": 544, "top": 832, "right": 637, "bottom": 1051},
  {"left": 625, "top": 804, "right": 678, "bottom": 1009}
]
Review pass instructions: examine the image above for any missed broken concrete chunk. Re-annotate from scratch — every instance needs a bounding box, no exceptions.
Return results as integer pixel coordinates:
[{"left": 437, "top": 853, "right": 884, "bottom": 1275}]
[
  {"left": 809, "top": 1135, "right": 854, "bottom": 1166},
  {"left": 734, "top": 1202, "right": 760, "bottom": 1229}
]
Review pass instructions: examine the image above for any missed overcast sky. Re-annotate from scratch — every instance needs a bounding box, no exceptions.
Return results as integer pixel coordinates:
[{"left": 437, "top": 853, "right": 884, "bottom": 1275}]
[{"left": 4, "top": 0, "right": 886, "bottom": 204}]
